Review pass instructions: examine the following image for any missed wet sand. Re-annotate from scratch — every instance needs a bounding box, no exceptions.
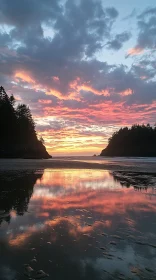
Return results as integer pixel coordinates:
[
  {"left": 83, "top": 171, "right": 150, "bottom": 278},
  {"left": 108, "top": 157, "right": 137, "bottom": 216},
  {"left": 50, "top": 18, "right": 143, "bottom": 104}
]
[
  {"left": 0, "top": 158, "right": 156, "bottom": 173},
  {"left": 0, "top": 168, "right": 156, "bottom": 280}
]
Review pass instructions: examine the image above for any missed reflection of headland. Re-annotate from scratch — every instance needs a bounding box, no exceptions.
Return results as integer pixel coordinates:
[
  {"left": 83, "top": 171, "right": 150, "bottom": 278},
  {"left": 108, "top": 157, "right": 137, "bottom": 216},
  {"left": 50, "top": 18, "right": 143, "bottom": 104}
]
[{"left": 0, "top": 170, "right": 43, "bottom": 225}]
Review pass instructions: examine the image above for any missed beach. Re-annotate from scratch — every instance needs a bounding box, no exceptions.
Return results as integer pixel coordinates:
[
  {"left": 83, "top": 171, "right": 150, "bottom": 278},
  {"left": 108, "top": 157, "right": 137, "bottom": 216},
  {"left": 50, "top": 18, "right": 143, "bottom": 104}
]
[
  {"left": 0, "top": 167, "right": 156, "bottom": 280},
  {"left": 0, "top": 156, "right": 156, "bottom": 172}
]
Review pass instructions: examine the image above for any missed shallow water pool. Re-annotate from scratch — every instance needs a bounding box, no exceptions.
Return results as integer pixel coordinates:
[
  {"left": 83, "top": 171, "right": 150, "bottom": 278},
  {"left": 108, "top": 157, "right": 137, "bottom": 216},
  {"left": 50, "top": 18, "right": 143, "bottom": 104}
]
[{"left": 0, "top": 169, "right": 156, "bottom": 280}]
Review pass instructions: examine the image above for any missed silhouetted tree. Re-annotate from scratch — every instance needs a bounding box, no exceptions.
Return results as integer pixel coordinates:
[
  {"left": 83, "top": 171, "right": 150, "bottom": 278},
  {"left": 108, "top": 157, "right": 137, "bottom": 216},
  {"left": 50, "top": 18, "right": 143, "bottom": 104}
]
[
  {"left": 100, "top": 124, "right": 156, "bottom": 157},
  {"left": 16, "top": 104, "right": 37, "bottom": 145},
  {"left": 39, "top": 136, "right": 45, "bottom": 144},
  {"left": 0, "top": 86, "right": 51, "bottom": 158}
]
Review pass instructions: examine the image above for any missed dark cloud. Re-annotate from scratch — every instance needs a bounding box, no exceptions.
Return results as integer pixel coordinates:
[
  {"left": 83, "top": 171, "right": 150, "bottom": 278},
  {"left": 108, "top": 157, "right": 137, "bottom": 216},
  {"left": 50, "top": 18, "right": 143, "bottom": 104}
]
[
  {"left": 106, "top": 7, "right": 119, "bottom": 18},
  {"left": 52, "top": 1, "right": 118, "bottom": 57},
  {"left": 0, "top": 0, "right": 119, "bottom": 97},
  {"left": 126, "top": 80, "right": 156, "bottom": 105},
  {"left": 0, "top": 32, "right": 11, "bottom": 47},
  {"left": 138, "top": 7, "right": 156, "bottom": 18},
  {"left": 0, "top": 0, "right": 61, "bottom": 27},
  {"left": 131, "top": 63, "right": 156, "bottom": 80},
  {"left": 133, "top": 7, "right": 156, "bottom": 50},
  {"left": 106, "top": 31, "right": 131, "bottom": 50}
]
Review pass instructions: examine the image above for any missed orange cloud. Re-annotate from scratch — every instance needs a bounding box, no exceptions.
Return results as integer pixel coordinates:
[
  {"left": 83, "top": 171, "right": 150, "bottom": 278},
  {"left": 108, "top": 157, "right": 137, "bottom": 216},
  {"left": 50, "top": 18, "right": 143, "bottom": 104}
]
[
  {"left": 46, "top": 88, "right": 81, "bottom": 101},
  {"left": 38, "top": 99, "right": 52, "bottom": 104},
  {"left": 69, "top": 78, "right": 110, "bottom": 97},
  {"left": 119, "top": 88, "right": 133, "bottom": 96},
  {"left": 14, "top": 95, "right": 22, "bottom": 101},
  {"left": 46, "top": 89, "right": 67, "bottom": 100},
  {"left": 36, "top": 212, "right": 50, "bottom": 217},
  {"left": 80, "top": 85, "right": 110, "bottom": 96},
  {"left": 15, "top": 71, "right": 35, "bottom": 84},
  {"left": 9, "top": 231, "right": 32, "bottom": 246},
  {"left": 127, "top": 47, "right": 144, "bottom": 56}
]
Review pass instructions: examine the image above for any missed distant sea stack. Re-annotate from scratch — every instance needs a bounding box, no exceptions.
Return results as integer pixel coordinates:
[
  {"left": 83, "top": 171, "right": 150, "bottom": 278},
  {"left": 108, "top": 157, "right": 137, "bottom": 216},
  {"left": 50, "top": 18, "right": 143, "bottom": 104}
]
[
  {"left": 100, "top": 124, "right": 156, "bottom": 157},
  {"left": 0, "top": 86, "right": 51, "bottom": 159}
]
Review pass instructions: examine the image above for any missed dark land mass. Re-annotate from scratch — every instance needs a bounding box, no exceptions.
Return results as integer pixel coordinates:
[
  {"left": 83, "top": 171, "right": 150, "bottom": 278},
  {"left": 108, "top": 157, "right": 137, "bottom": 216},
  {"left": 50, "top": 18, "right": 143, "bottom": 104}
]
[
  {"left": 0, "top": 86, "right": 51, "bottom": 159},
  {"left": 100, "top": 124, "right": 156, "bottom": 157}
]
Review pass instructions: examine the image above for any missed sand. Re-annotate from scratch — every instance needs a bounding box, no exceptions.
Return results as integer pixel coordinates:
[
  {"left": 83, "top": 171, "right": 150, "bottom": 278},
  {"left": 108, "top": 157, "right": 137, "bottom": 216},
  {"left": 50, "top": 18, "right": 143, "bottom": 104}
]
[{"left": 0, "top": 158, "right": 156, "bottom": 173}]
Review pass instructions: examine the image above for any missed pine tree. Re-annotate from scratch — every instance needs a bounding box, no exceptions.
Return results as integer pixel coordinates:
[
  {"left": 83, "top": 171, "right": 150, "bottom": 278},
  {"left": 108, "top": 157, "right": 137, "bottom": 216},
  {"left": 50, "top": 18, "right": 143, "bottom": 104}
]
[{"left": 0, "top": 86, "right": 51, "bottom": 158}]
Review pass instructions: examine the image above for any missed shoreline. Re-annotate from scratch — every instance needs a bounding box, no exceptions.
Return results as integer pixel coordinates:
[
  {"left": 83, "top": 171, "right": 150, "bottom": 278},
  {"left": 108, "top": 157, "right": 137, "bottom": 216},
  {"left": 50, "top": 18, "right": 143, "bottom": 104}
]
[{"left": 0, "top": 158, "right": 156, "bottom": 173}]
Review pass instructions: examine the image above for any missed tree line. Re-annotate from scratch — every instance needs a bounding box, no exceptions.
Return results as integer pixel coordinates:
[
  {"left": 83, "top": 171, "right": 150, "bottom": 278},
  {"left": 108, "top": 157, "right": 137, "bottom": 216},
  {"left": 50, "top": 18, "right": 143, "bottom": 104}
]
[
  {"left": 0, "top": 86, "right": 51, "bottom": 158},
  {"left": 100, "top": 124, "right": 156, "bottom": 157}
]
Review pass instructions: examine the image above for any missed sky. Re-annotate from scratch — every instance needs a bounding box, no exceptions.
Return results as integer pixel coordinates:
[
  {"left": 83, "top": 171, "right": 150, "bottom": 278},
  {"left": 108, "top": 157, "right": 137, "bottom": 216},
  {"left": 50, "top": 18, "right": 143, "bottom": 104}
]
[{"left": 0, "top": 0, "right": 156, "bottom": 156}]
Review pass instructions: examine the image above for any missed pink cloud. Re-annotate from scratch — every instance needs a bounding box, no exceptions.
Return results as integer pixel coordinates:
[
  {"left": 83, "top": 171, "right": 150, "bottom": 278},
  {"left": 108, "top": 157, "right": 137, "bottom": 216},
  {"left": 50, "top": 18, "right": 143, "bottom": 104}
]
[
  {"left": 38, "top": 99, "right": 52, "bottom": 104},
  {"left": 127, "top": 47, "right": 144, "bottom": 56},
  {"left": 52, "top": 76, "right": 60, "bottom": 82}
]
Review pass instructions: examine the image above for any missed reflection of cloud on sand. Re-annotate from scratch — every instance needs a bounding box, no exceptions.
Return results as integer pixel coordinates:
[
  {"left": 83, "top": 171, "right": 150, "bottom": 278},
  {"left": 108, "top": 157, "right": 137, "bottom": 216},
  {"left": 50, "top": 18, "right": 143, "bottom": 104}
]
[
  {"left": 1, "top": 169, "right": 156, "bottom": 280},
  {"left": 32, "top": 184, "right": 156, "bottom": 215},
  {"left": 8, "top": 216, "right": 111, "bottom": 247},
  {"left": 35, "top": 169, "right": 121, "bottom": 190},
  {"left": 8, "top": 169, "right": 156, "bottom": 249}
]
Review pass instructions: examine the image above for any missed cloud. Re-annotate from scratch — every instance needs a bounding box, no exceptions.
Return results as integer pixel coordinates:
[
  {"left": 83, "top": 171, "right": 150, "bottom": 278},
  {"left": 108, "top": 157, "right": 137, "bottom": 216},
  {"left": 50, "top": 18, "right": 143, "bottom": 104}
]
[
  {"left": 131, "top": 63, "right": 156, "bottom": 80},
  {"left": 128, "top": 7, "right": 156, "bottom": 55},
  {"left": 123, "top": 8, "right": 137, "bottom": 20},
  {"left": 38, "top": 99, "right": 52, "bottom": 104},
  {"left": 126, "top": 47, "right": 144, "bottom": 56},
  {"left": 0, "top": 0, "right": 119, "bottom": 97},
  {"left": 107, "top": 31, "right": 131, "bottom": 50},
  {"left": 15, "top": 71, "right": 35, "bottom": 84},
  {"left": 0, "top": 0, "right": 61, "bottom": 27},
  {"left": 119, "top": 88, "right": 133, "bottom": 96},
  {"left": 105, "top": 7, "right": 119, "bottom": 18},
  {"left": 138, "top": 7, "right": 156, "bottom": 18},
  {"left": 0, "top": 1, "right": 156, "bottom": 154}
]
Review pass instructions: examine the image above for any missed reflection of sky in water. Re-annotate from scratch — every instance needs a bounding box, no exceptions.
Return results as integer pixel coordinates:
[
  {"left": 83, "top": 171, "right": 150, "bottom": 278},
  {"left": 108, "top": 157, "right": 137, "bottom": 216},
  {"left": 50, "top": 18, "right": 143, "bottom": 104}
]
[{"left": 0, "top": 169, "right": 156, "bottom": 280}]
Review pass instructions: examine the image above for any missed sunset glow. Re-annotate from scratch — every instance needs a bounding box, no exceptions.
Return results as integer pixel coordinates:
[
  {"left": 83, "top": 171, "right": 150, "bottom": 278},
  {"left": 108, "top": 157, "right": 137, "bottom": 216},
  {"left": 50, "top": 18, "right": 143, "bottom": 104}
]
[
  {"left": 1, "top": 0, "right": 156, "bottom": 155},
  {"left": 15, "top": 72, "right": 36, "bottom": 84}
]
